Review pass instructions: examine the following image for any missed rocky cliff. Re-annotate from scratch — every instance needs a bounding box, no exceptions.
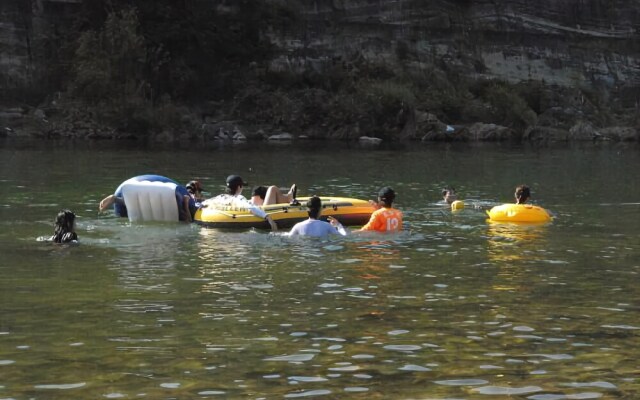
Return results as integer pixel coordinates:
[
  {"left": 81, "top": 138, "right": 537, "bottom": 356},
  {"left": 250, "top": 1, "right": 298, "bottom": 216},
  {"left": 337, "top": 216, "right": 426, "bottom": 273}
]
[
  {"left": 1, "top": 0, "right": 639, "bottom": 141},
  {"left": 267, "top": 0, "right": 640, "bottom": 106},
  {"left": 0, "top": 1, "right": 30, "bottom": 93}
]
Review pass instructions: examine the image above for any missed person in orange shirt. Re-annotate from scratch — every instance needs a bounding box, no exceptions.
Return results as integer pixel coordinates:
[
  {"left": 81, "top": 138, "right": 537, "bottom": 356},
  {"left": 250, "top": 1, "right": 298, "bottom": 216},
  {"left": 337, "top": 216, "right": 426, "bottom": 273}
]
[{"left": 359, "top": 187, "right": 403, "bottom": 232}]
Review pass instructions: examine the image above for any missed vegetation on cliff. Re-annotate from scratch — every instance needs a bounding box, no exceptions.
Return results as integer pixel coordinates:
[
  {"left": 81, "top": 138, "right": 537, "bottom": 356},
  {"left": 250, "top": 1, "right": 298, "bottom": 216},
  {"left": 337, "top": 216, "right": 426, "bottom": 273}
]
[{"left": 3, "top": 1, "right": 638, "bottom": 142}]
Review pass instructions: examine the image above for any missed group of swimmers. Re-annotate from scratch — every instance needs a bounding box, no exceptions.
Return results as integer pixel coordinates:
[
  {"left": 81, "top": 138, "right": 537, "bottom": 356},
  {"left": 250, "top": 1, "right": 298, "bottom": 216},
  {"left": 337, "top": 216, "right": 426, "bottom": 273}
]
[
  {"left": 48, "top": 174, "right": 405, "bottom": 243},
  {"left": 441, "top": 185, "right": 531, "bottom": 208},
  {"left": 48, "top": 173, "right": 533, "bottom": 243},
  {"left": 199, "top": 174, "right": 403, "bottom": 237}
]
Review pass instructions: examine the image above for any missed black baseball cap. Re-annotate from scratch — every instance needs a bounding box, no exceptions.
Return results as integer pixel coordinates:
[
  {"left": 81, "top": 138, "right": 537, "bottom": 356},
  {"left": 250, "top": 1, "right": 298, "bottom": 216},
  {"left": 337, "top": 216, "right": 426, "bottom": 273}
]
[
  {"left": 226, "top": 175, "right": 247, "bottom": 189},
  {"left": 378, "top": 187, "right": 396, "bottom": 202}
]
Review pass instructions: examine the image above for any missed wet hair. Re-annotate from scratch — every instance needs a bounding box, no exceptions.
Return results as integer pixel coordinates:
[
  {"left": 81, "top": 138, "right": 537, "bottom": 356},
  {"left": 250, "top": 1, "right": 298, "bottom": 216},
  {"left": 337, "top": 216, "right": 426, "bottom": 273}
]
[
  {"left": 51, "top": 209, "right": 78, "bottom": 243},
  {"left": 306, "top": 195, "right": 322, "bottom": 219},
  {"left": 442, "top": 187, "right": 457, "bottom": 204},
  {"left": 515, "top": 185, "right": 530, "bottom": 204},
  {"left": 378, "top": 187, "right": 396, "bottom": 207},
  {"left": 186, "top": 180, "right": 203, "bottom": 194},
  {"left": 252, "top": 186, "right": 268, "bottom": 200}
]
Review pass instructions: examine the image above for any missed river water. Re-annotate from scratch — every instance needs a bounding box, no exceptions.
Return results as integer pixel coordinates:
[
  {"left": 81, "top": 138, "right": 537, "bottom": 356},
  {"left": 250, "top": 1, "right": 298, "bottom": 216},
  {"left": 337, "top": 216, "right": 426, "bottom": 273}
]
[{"left": 1, "top": 139, "right": 639, "bottom": 399}]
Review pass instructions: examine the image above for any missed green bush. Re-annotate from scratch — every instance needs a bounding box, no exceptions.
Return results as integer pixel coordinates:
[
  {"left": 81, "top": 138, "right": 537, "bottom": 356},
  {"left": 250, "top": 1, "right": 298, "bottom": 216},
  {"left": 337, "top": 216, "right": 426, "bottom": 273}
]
[
  {"left": 479, "top": 82, "right": 537, "bottom": 131},
  {"left": 71, "top": 7, "right": 147, "bottom": 104},
  {"left": 353, "top": 80, "right": 416, "bottom": 138}
]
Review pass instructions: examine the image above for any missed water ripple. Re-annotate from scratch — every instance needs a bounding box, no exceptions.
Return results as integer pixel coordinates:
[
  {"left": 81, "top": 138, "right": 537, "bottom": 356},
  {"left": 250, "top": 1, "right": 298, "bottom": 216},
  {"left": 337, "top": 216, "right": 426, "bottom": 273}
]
[
  {"left": 289, "top": 376, "right": 328, "bottom": 383},
  {"left": 434, "top": 379, "right": 488, "bottom": 386},
  {"left": 601, "top": 324, "right": 639, "bottom": 330},
  {"left": 383, "top": 344, "right": 422, "bottom": 351},
  {"left": 34, "top": 382, "right": 86, "bottom": 390},
  {"left": 471, "top": 385, "right": 543, "bottom": 395},
  {"left": 528, "top": 393, "right": 603, "bottom": 399},
  {"left": 285, "top": 389, "right": 332, "bottom": 398},
  {"left": 562, "top": 381, "right": 617, "bottom": 389},
  {"left": 264, "top": 354, "right": 315, "bottom": 362},
  {"left": 399, "top": 364, "right": 431, "bottom": 372}
]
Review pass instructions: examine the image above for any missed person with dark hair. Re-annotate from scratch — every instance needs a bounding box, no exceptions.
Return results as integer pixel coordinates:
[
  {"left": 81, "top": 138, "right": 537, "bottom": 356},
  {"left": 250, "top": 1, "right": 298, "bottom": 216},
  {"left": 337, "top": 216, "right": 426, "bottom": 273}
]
[
  {"left": 442, "top": 187, "right": 457, "bottom": 204},
  {"left": 208, "top": 175, "right": 278, "bottom": 230},
  {"left": 50, "top": 209, "right": 78, "bottom": 243},
  {"left": 287, "top": 196, "right": 347, "bottom": 237},
  {"left": 250, "top": 185, "right": 269, "bottom": 205},
  {"left": 250, "top": 184, "right": 297, "bottom": 206},
  {"left": 359, "top": 187, "right": 403, "bottom": 233},
  {"left": 186, "top": 180, "right": 205, "bottom": 202},
  {"left": 515, "top": 185, "right": 531, "bottom": 204},
  {"left": 185, "top": 180, "right": 206, "bottom": 217}
]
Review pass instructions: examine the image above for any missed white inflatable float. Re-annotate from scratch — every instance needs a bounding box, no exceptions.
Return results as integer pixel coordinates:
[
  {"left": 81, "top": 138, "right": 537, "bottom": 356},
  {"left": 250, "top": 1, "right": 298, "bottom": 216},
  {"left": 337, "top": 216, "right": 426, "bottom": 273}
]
[
  {"left": 109, "top": 175, "right": 194, "bottom": 222},
  {"left": 121, "top": 180, "right": 181, "bottom": 222}
]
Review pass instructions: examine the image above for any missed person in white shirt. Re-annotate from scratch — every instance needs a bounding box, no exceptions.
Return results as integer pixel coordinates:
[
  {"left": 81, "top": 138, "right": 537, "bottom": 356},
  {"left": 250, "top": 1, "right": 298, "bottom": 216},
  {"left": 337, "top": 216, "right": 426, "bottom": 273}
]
[
  {"left": 288, "top": 196, "right": 347, "bottom": 237},
  {"left": 208, "top": 175, "right": 278, "bottom": 230}
]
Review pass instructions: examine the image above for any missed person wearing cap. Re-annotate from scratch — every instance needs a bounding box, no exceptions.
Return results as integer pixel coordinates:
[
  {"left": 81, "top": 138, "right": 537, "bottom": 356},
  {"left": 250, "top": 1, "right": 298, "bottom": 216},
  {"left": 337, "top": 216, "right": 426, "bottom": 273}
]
[
  {"left": 208, "top": 175, "right": 278, "bottom": 230},
  {"left": 359, "top": 187, "right": 403, "bottom": 233},
  {"left": 287, "top": 196, "right": 347, "bottom": 237}
]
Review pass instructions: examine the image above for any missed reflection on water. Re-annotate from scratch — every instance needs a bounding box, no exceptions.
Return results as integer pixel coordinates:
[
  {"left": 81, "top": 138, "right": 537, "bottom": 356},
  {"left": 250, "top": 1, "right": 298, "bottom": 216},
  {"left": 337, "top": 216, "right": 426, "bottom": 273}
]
[
  {"left": 486, "top": 222, "right": 549, "bottom": 291},
  {"left": 1, "top": 141, "right": 639, "bottom": 398}
]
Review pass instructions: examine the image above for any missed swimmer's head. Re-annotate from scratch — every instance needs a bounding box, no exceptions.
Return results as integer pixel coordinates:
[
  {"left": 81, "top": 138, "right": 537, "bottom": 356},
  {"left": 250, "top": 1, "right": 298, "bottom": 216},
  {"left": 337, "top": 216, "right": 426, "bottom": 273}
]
[
  {"left": 186, "top": 180, "right": 203, "bottom": 194},
  {"left": 55, "top": 209, "right": 76, "bottom": 233},
  {"left": 515, "top": 185, "right": 530, "bottom": 204},
  {"left": 378, "top": 187, "right": 396, "bottom": 207},
  {"left": 442, "top": 187, "right": 457, "bottom": 204},
  {"left": 306, "top": 195, "right": 322, "bottom": 219}
]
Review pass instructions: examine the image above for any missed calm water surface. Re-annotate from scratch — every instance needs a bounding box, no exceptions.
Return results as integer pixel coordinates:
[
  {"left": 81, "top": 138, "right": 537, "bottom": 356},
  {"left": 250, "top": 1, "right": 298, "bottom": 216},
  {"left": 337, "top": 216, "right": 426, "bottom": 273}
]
[{"left": 1, "top": 139, "right": 639, "bottom": 399}]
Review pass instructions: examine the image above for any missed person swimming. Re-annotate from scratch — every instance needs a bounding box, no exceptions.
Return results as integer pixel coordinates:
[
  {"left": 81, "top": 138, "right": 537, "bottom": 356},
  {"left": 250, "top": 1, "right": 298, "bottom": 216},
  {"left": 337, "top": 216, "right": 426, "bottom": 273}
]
[
  {"left": 515, "top": 184, "right": 530, "bottom": 204},
  {"left": 359, "top": 187, "right": 403, "bottom": 233},
  {"left": 287, "top": 196, "right": 347, "bottom": 237},
  {"left": 442, "top": 187, "right": 457, "bottom": 204},
  {"left": 50, "top": 209, "right": 78, "bottom": 243}
]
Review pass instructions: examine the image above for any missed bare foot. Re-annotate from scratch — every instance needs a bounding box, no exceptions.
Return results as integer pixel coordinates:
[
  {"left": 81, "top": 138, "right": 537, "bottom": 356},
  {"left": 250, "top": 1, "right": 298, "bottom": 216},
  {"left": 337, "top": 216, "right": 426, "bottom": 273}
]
[{"left": 288, "top": 184, "right": 299, "bottom": 205}]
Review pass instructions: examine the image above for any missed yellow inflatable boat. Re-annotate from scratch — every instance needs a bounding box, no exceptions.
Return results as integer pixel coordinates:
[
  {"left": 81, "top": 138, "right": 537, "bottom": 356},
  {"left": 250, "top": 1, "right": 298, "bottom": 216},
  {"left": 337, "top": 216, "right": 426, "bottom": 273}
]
[
  {"left": 194, "top": 197, "right": 374, "bottom": 229},
  {"left": 486, "top": 203, "right": 552, "bottom": 223}
]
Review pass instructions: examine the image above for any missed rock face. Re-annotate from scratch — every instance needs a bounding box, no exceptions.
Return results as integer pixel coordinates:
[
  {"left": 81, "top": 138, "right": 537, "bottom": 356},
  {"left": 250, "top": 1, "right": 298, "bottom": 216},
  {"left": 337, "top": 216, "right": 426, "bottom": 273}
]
[
  {"left": 265, "top": 0, "right": 640, "bottom": 103},
  {"left": 3, "top": 1, "right": 639, "bottom": 97},
  {"left": 1, "top": 1, "right": 639, "bottom": 140},
  {"left": 0, "top": 1, "right": 30, "bottom": 91},
  {"left": 0, "top": 0, "right": 79, "bottom": 93}
]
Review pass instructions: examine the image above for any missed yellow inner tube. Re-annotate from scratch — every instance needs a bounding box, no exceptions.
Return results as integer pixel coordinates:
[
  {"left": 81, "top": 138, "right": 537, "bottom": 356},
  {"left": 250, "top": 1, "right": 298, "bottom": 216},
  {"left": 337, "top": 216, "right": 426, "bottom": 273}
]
[
  {"left": 486, "top": 203, "right": 551, "bottom": 223},
  {"left": 195, "top": 196, "right": 374, "bottom": 228}
]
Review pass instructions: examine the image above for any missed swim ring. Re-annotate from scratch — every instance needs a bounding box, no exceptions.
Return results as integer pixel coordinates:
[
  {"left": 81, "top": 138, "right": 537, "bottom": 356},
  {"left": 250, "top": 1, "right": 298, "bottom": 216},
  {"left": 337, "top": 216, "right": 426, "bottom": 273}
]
[
  {"left": 486, "top": 203, "right": 552, "bottom": 223},
  {"left": 451, "top": 200, "right": 465, "bottom": 211},
  {"left": 195, "top": 196, "right": 374, "bottom": 229},
  {"left": 111, "top": 175, "right": 194, "bottom": 222}
]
